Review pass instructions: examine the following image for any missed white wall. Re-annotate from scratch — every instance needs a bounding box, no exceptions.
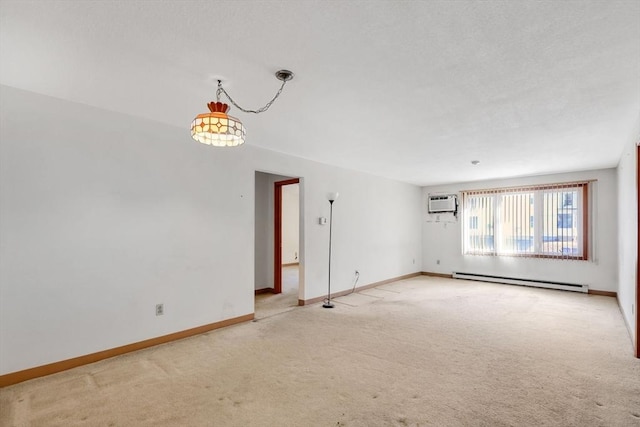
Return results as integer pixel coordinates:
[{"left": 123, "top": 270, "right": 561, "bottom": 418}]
[
  {"left": 282, "top": 184, "right": 299, "bottom": 264},
  {"left": 0, "top": 85, "right": 423, "bottom": 375},
  {"left": 421, "top": 169, "right": 618, "bottom": 292},
  {"left": 617, "top": 122, "right": 639, "bottom": 350},
  {"left": 254, "top": 172, "right": 296, "bottom": 291}
]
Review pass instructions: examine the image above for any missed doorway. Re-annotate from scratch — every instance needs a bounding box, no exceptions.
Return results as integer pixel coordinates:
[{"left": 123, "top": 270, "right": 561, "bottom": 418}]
[
  {"left": 254, "top": 172, "right": 302, "bottom": 318},
  {"left": 274, "top": 178, "right": 300, "bottom": 294},
  {"left": 633, "top": 146, "right": 640, "bottom": 358}
]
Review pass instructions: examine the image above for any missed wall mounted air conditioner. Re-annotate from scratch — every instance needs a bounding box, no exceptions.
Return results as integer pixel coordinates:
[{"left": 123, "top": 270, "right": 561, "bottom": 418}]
[{"left": 428, "top": 195, "right": 457, "bottom": 213}]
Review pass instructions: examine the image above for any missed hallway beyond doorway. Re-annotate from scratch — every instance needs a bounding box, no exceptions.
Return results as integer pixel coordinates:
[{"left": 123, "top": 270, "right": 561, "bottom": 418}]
[{"left": 255, "top": 265, "right": 299, "bottom": 319}]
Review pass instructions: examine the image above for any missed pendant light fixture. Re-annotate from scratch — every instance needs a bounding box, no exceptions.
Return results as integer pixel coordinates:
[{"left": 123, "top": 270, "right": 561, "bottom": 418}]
[
  {"left": 190, "top": 101, "right": 245, "bottom": 147},
  {"left": 190, "top": 70, "right": 294, "bottom": 147}
]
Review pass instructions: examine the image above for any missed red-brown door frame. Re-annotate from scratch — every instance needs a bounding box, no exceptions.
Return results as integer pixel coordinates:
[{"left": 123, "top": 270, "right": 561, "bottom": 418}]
[
  {"left": 634, "top": 147, "right": 640, "bottom": 358},
  {"left": 274, "top": 178, "right": 299, "bottom": 294}
]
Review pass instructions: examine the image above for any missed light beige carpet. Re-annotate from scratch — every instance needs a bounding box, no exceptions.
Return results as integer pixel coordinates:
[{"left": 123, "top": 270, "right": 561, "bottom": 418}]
[{"left": 1, "top": 276, "right": 639, "bottom": 426}]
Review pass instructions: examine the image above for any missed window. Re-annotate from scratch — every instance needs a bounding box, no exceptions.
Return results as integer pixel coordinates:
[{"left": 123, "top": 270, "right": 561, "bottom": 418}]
[
  {"left": 462, "top": 182, "right": 589, "bottom": 260},
  {"left": 469, "top": 216, "right": 478, "bottom": 230},
  {"left": 557, "top": 213, "right": 573, "bottom": 228},
  {"left": 464, "top": 195, "right": 494, "bottom": 254},
  {"left": 563, "top": 193, "right": 573, "bottom": 208}
]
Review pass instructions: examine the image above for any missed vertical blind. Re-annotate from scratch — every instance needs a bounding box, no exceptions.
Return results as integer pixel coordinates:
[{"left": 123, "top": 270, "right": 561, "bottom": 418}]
[{"left": 462, "top": 181, "right": 589, "bottom": 260}]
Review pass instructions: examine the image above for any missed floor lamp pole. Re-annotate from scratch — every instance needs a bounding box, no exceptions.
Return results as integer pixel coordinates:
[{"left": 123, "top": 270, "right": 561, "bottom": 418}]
[{"left": 323, "top": 199, "right": 335, "bottom": 308}]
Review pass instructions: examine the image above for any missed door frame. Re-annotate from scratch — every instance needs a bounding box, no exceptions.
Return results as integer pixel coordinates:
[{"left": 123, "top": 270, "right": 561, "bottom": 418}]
[
  {"left": 274, "top": 178, "right": 300, "bottom": 294},
  {"left": 633, "top": 145, "right": 640, "bottom": 358}
]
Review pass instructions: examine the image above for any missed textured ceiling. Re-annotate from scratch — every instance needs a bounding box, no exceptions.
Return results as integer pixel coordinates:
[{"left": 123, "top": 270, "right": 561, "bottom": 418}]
[{"left": 1, "top": 0, "right": 639, "bottom": 185}]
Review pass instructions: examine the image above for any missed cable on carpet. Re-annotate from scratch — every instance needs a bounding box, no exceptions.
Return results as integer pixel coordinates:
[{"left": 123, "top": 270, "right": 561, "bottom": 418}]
[{"left": 323, "top": 271, "right": 360, "bottom": 304}]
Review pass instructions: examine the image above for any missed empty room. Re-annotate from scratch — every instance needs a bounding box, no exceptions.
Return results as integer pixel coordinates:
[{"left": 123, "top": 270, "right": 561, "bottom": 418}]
[{"left": 1, "top": 1, "right": 639, "bottom": 426}]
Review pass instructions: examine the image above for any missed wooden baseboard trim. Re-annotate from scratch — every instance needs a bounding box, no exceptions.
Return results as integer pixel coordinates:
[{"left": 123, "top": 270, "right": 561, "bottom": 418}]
[
  {"left": 298, "top": 272, "right": 421, "bottom": 306},
  {"left": 282, "top": 262, "right": 299, "bottom": 267},
  {"left": 255, "top": 288, "right": 274, "bottom": 295},
  {"left": 0, "top": 313, "right": 254, "bottom": 388},
  {"left": 421, "top": 271, "right": 454, "bottom": 279},
  {"left": 588, "top": 289, "right": 617, "bottom": 297}
]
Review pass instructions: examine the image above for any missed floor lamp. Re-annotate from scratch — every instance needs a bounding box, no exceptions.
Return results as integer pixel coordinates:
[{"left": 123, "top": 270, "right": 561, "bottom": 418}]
[{"left": 323, "top": 192, "right": 339, "bottom": 308}]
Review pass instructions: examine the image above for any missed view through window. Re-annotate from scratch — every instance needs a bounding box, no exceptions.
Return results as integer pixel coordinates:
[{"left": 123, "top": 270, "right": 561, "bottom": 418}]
[{"left": 462, "top": 182, "right": 589, "bottom": 259}]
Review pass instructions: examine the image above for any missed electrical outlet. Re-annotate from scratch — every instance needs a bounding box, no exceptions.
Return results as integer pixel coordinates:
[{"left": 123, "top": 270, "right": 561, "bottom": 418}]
[
  {"left": 156, "top": 303, "right": 164, "bottom": 316},
  {"left": 355, "top": 270, "right": 359, "bottom": 276},
  {"left": 436, "top": 260, "right": 440, "bottom": 265}
]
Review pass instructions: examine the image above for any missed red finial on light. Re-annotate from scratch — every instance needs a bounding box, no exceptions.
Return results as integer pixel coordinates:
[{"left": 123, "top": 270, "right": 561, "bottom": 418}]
[{"left": 207, "top": 102, "right": 229, "bottom": 113}]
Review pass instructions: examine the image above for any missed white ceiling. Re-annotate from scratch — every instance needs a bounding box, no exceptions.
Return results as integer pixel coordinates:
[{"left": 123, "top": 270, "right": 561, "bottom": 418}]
[{"left": 1, "top": 0, "right": 639, "bottom": 186}]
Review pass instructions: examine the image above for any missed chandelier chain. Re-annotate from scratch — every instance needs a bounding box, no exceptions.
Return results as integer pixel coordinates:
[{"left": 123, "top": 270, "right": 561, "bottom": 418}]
[{"left": 217, "top": 80, "right": 288, "bottom": 114}]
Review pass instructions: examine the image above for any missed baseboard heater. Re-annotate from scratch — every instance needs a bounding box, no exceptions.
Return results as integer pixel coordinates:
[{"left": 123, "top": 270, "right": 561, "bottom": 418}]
[{"left": 452, "top": 272, "right": 588, "bottom": 293}]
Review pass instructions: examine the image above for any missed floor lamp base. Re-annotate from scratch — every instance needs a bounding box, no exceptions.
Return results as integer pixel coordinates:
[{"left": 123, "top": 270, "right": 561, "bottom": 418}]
[{"left": 322, "top": 302, "right": 335, "bottom": 308}]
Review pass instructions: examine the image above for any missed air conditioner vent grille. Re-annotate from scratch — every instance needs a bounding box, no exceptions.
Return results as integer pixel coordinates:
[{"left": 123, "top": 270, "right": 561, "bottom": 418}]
[{"left": 428, "top": 195, "right": 457, "bottom": 213}]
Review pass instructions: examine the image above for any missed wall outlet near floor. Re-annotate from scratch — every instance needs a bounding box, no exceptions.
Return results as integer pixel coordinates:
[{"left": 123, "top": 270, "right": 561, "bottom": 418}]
[
  {"left": 436, "top": 259, "right": 441, "bottom": 265},
  {"left": 156, "top": 303, "right": 164, "bottom": 316}
]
